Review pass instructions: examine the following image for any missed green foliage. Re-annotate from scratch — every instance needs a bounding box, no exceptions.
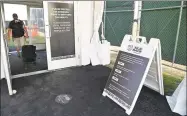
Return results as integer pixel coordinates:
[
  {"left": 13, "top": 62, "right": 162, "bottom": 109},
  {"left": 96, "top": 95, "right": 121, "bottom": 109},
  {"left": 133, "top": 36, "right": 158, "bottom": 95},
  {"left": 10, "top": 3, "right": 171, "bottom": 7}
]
[{"left": 163, "top": 73, "right": 183, "bottom": 95}]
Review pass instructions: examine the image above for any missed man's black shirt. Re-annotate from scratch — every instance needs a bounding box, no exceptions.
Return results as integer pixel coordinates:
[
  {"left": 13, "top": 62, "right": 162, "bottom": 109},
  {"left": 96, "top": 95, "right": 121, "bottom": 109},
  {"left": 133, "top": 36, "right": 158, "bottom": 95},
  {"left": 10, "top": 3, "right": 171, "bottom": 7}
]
[{"left": 8, "top": 20, "right": 24, "bottom": 38}]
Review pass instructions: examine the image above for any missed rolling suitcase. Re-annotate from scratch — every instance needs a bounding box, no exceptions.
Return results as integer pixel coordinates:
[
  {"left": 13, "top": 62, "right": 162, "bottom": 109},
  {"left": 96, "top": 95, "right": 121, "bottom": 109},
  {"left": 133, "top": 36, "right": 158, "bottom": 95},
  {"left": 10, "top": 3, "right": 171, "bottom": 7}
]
[{"left": 22, "top": 45, "right": 37, "bottom": 69}]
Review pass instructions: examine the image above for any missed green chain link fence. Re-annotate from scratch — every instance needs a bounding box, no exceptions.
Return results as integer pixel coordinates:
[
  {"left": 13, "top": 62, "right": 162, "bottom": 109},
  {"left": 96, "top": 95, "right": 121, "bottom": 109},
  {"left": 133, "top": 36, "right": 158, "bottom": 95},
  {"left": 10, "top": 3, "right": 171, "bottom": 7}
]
[
  {"left": 104, "top": 1, "right": 186, "bottom": 69},
  {"left": 140, "top": 1, "right": 186, "bottom": 66},
  {"left": 175, "top": 7, "right": 186, "bottom": 66},
  {"left": 104, "top": 1, "right": 134, "bottom": 46}
]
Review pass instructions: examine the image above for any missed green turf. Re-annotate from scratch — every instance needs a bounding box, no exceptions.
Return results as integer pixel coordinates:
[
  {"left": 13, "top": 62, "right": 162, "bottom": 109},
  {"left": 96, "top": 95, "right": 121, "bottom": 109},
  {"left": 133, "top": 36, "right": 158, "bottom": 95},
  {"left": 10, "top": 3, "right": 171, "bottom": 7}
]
[
  {"left": 163, "top": 73, "right": 183, "bottom": 95},
  {"left": 7, "top": 38, "right": 15, "bottom": 47},
  {"left": 32, "top": 35, "right": 45, "bottom": 44}
]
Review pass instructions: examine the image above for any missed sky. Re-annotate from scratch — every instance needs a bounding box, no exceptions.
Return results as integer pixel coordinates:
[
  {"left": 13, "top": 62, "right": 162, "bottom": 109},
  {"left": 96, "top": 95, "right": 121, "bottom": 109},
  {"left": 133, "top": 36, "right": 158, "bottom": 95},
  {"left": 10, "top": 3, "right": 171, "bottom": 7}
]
[{"left": 4, "top": 3, "right": 28, "bottom": 21}]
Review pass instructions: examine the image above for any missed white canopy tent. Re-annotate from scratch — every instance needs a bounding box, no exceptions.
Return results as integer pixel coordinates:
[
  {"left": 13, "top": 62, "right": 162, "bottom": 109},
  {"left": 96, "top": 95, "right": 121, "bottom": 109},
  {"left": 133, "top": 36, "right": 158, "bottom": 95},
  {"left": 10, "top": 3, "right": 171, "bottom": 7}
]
[
  {"left": 1, "top": 1, "right": 186, "bottom": 116},
  {"left": 1, "top": 1, "right": 110, "bottom": 95}
]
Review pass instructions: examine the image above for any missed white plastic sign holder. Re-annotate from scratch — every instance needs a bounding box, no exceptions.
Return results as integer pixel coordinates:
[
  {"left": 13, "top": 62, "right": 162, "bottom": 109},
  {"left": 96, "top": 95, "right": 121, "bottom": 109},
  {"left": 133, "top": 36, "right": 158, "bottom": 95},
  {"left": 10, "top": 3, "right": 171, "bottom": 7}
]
[{"left": 102, "top": 35, "right": 164, "bottom": 115}]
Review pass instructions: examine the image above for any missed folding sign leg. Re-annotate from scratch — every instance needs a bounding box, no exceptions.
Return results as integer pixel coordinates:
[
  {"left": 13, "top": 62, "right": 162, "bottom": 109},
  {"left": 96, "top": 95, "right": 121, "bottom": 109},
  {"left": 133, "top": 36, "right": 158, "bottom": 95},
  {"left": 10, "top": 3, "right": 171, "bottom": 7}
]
[
  {"left": 148, "top": 38, "right": 164, "bottom": 95},
  {"left": 157, "top": 40, "right": 164, "bottom": 95},
  {"left": 126, "top": 109, "right": 133, "bottom": 115},
  {"left": 102, "top": 90, "right": 133, "bottom": 115},
  {"left": 102, "top": 91, "right": 107, "bottom": 97}
]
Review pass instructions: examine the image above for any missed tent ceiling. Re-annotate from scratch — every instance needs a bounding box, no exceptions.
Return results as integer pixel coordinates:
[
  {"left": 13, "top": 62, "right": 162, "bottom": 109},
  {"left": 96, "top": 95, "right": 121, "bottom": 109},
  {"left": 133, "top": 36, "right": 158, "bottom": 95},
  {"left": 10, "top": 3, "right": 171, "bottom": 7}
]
[{"left": 2, "top": 0, "right": 43, "bottom": 6}]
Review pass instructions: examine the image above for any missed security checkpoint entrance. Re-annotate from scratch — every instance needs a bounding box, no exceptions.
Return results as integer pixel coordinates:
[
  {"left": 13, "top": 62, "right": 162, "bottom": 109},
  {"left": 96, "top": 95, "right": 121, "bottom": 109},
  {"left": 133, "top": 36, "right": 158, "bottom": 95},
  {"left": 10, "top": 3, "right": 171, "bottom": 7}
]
[{"left": 1, "top": 1, "right": 106, "bottom": 95}]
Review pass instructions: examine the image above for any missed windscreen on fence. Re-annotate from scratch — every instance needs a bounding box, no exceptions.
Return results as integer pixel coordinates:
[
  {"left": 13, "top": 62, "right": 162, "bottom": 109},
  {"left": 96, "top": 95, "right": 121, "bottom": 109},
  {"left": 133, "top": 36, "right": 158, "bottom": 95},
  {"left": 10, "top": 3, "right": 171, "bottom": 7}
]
[{"left": 104, "top": 1, "right": 186, "bottom": 66}]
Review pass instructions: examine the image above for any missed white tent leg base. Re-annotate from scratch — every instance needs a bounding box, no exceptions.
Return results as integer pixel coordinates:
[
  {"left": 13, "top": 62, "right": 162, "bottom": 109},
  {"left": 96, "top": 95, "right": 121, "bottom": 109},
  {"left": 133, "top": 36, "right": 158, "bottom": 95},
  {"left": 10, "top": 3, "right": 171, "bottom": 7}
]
[{"left": 12, "top": 90, "right": 17, "bottom": 94}]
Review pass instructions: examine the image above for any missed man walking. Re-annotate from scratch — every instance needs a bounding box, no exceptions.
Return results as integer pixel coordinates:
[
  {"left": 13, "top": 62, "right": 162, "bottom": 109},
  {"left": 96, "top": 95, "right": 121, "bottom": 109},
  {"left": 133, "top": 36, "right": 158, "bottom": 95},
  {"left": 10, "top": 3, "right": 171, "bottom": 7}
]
[{"left": 8, "top": 13, "right": 28, "bottom": 57}]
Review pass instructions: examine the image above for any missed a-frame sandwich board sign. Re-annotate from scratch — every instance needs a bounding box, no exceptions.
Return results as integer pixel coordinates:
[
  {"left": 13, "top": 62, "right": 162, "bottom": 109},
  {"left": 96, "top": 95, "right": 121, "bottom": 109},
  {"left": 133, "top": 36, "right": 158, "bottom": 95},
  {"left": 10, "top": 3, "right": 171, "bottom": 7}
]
[
  {"left": 102, "top": 35, "right": 164, "bottom": 115},
  {"left": 123, "top": 36, "right": 164, "bottom": 95}
]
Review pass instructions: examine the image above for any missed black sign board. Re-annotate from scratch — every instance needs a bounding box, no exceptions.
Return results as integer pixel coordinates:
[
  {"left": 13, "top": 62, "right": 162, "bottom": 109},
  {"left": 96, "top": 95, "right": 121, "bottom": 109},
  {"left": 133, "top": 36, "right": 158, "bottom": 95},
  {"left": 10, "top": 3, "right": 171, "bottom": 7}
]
[
  {"left": 48, "top": 2, "right": 75, "bottom": 60},
  {"left": 104, "top": 51, "right": 149, "bottom": 107}
]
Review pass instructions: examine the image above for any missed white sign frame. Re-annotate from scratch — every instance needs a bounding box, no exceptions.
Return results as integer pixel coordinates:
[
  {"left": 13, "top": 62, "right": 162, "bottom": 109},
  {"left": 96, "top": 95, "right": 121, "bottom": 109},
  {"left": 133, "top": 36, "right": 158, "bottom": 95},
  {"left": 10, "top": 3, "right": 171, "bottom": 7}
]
[
  {"left": 103, "top": 35, "right": 164, "bottom": 115},
  {"left": 43, "top": 1, "right": 81, "bottom": 70}
]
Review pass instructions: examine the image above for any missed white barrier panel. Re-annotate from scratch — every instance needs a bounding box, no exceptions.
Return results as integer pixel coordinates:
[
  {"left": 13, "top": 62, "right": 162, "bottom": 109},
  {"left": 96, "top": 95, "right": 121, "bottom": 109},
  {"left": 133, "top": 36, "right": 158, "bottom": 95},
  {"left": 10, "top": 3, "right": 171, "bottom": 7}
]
[
  {"left": 102, "top": 35, "right": 164, "bottom": 115},
  {"left": 166, "top": 76, "right": 186, "bottom": 116}
]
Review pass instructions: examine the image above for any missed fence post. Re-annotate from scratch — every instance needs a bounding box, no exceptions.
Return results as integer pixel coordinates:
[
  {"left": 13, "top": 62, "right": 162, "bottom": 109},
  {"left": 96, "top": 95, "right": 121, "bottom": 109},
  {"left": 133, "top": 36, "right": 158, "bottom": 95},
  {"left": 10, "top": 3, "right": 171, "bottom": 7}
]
[
  {"left": 137, "top": 1, "right": 142, "bottom": 37},
  {"left": 103, "top": 1, "right": 106, "bottom": 37},
  {"left": 132, "top": 1, "right": 139, "bottom": 41},
  {"left": 172, "top": 1, "right": 183, "bottom": 67},
  {"left": 132, "top": 1, "right": 142, "bottom": 40}
]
